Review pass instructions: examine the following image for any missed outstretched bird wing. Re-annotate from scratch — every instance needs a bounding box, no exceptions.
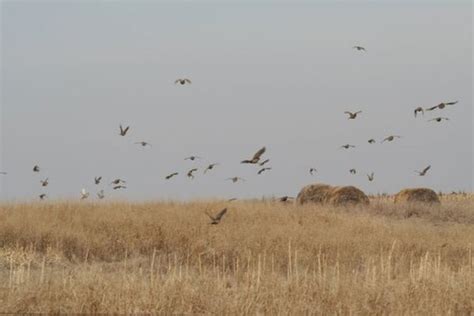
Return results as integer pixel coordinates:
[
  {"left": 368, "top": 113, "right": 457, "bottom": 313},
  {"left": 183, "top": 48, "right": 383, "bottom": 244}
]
[
  {"left": 214, "top": 208, "right": 227, "bottom": 221},
  {"left": 252, "top": 146, "right": 266, "bottom": 160},
  {"left": 423, "top": 165, "right": 431, "bottom": 173}
]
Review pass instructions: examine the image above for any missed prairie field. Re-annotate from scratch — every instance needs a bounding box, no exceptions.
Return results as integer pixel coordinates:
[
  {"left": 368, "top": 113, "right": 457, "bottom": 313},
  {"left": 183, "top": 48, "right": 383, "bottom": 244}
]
[{"left": 0, "top": 195, "right": 473, "bottom": 314}]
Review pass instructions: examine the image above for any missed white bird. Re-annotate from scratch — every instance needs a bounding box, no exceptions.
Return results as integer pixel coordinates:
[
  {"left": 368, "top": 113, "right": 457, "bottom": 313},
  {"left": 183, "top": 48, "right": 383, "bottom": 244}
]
[{"left": 80, "top": 188, "right": 90, "bottom": 200}]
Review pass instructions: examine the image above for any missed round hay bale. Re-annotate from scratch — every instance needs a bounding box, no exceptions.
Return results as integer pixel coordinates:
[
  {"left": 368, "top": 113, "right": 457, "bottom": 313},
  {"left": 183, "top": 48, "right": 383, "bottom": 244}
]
[
  {"left": 326, "top": 186, "right": 370, "bottom": 206},
  {"left": 296, "top": 183, "right": 334, "bottom": 205},
  {"left": 394, "top": 188, "right": 440, "bottom": 204}
]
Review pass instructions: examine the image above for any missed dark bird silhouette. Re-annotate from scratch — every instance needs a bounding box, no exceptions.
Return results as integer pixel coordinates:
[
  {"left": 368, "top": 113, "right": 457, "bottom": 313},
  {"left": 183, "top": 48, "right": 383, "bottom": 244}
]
[
  {"left": 367, "top": 172, "right": 375, "bottom": 182},
  {"left": 344, "top": 111, "right": 362, "bottom": 119},
  {"left": 414, "top": 107, "right": 424, "bottom": 117},
  {"left": 368, "top": 139, "right": 376, "bottom": 144},
  {"left": 257, "top": 167, "right": 272, "bottom": 175},
  {"left": 227, "top": 177, "right": 245, "bottom": 183},
  {"left": 353, "top": 46, "right": 366, "bottom": 51},
  {"left": 113, "top": 185, "right": 126, "bottom": 190},
  {"left": 241, "top": 146, "right": 266, "bottom": 164},
  {"left": 94, "top": 176, "right": 102, "bottom": 185},
  {"left": 97, "top": 190, "right": 105, "bottom": 199},
  {"left": 187, "top": 168, "right": 198, "bottom": 179},
  {"left": 428, "top": 117, "right": 449, "bottom": 123},
  {"left": 279, "top": 196, "right": 294, "bottom": 202},
  {"left": 110, "top": 179, "right": 126, "bottom": 185},
  {"left": 40, "top": 178, "right": 49, "bottom": 187},
  {"left": 205, "top": 208, "right": 227, "bottom": 225},
  {"left": 135, "top": 141, "right": 152, "bottom": 147},
  {"left": 350, "top": 169, "right": 356, "bottom": 175},
  {"left": 39, "top": 193, "right": 47, "bottom": 200},
  {"left": 184, "top": 155, "right": 201, "bottom": 161},
  {"left": 382, "top": 135, "right": 401, "bottom": 143},
  {"left": 340, "top": 144, "right": 356, "bottom": 149},
  {"left": 119, "top": 125, "right": 130, "bottom": 136},
  {"left": 165, "top": 172, "right": 179, "bottom": 180},
  {"left": 204, "top": 163, "right": 219, "bottom": 174},
  {"left": 259, "top": 159, "right": 270, "bottom": 166},
  {"left": 309, "top": 168, "right": 317, "bottom": 175},
  {"left": 33, "top": 165, "right": 40, "bottom": 172},
  {"left": 415, "top": 165, "right": 431, "bottom": 176},
  {"left": 175, "top": 78, "right": 192, "bottom": 85},
  {"left": 426, "top": 101, "right": 458, "bottom": 111}
]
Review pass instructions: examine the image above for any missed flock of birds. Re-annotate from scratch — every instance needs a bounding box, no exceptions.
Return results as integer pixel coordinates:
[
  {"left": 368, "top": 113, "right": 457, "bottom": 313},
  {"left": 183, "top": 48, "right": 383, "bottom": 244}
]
[{"left": 0, "top": 45, "right": 461, "bottom": 224}]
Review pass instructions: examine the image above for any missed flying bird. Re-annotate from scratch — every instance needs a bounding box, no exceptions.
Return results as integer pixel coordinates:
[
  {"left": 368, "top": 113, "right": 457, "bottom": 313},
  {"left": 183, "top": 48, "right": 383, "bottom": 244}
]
[
  {"left": 257, "top": 167, "right": 272, "bottom": 175},
  {"left": 309, "top": 168, "right": 317, "bottom": 175},
  {"left": 187, "top": 168, "right": 198, "bottom": 179},
  {"left": 94, "top": 176, "right": 102, "bottom": 185},
  {"left": 428, "top": 117, "right": 449, "bottom": 123},
  {"left": 340, "top": 144, "right": 356, "bottom": 149},
  {"left": 97, "top": 190, "right": 105, "bottom": 199},
  {"left": 415, "top": 165, "right": 431, "bottom": 176},
  {"left": 227, "top": 177, "right": 245, "bottom": 183},
  {"left": 0, "top": 172, "right": 7, "bottom": 175},
  {"left": 184, "top": 155, "right": 201, "bottom": 161},
  {"left": 382, "top": 135, "right": 401, "bottom": 143},
  {"left": 40, "top": 178, "right": 49, "bottom": 187},
  {"left": 414, "top": 107, "right": 424, "bottom": 117},
  {"left": 350, "top": 169, "right": 356, "bottom": 175},
  {"left": 368, "top": 139, "right": 376, "bottom": 144},
  {"left": 33, "top": 165, "right": 40, "bottom": 172},
  {"left": 110, "top": 179, "right": 126, "bottom": 185},
  {"left": 259, "top": 159, "right": 270, "bottom": 166},
  {"left": 165, "top": 172, "right": 179, "bottom": 180},
  {"left": 204, "top": 163, "right": 219, "bottom": 174},
  {"left": 175, "top": 78, "right": 192, "bottom": 85},
  {"left": 367, "top": 172, "right": 375, "bottom": 182},
  {"left": 353, "top": 46, "right": 366, "bottom": 51},
  {"left": 344, "top": 111, "right": 362, "bottom": 119},
  {"left": 113, "top": 185, "right": 126, "bottom": 190},
  {"left": 39, "top": 194, "right": 47, "bottom": 200},
  {"left": 279, "top": 196, "right": 294, "bottom": 202},
  {"left": 205, "top": 208, "right": 227, "bottom": 225},
  {"left": 241, "top": 146, "right": 266, "bottom": 164},
  {"left": 80, "top": 189, "right": 89, "bottom": 200},
  {"left": 227, "top": 198, "right": 237, "bottom": 202},
  {"left": 135, "top": 141, "right": 152, "bottom": 147},
  {"left": 119, "top": 125, "right": 130, "bottom": 136},
  {"left": 426, "top": 101, "right": 458, "bottom": 111}
]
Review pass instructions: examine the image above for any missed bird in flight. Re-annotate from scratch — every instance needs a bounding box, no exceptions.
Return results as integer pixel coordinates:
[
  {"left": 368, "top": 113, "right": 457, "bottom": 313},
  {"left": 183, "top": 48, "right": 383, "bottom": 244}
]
[
  {"left": 227, "top": 198, "right": 237, "bottom": 202},
  {"left": 353, "top": 46, "right": 366, "bottom": 52},
  {"left": 205, "top": 208, "right": 227, "bottom": 225},
  {"left": 0, "top": 172, "right": 6, "bottom": 175},
  {"left": 414, "top": 107, "right": 424, "bottom": 117},
  {"left": 227, "top": 177, "right": 245, "bottom": 183},
  {"left": 110, "top": 179, "right": 126, "bottom": 186},
  {"left": 165, "top": 172, "right": 179, "bottom": 180},
  {"left": 241, "top": 146, "right": 266, "bottom": 164},
  {"left": 309, "top": 168, "right": 317, "bottom": 175},
  {"left": 33, "top": 165, "right": 40, "bottom": 172},
  {"left": 80, "top": 188, "right": 89, "bottom": 200},
  {"left": 340, "top": 144, "right": 356, "bottom": 149},
  {"left": 415, "top": 165, "right": 431, "bottom": 176},
  {"left": 426, "top": 101, "right": 458, "bottom": 111},
  {"left": 39, "top": 193, "right": 47, "bottom": 200},
  {"left": 382, "top": 135, "right": 401, "bottom": 143},
  {"left": 94, "top": 176, "right": 102, "bottom": 185},
  {"left": 367, "top": 172, "right": 375, "bottom": 182},
  {"left": 175, "top": 78, "right": 192, "bottom": 85},
  {"left": 187, "top": 168, "right": 198, "bottom": 179},
  {"left": 279, "top": 196, "right": 294, "bottom": 202},
  {"left": 368, "top": 139, "right": 376, "bottom": 144},
  {"left": 185, "top": 155, "right": 201, "bottom": 161},
  {"left": 350, "top": 169, "right": 357, "bottom": 175},
  {"left": 344, "top": 111, "right": 362, "bottom": 119},
  {"left": 259, "top": 159, "right": 270, "bottom": 166},
  {"left": 257, "top": 167, "right": 272, "bottom": 175},
  {"left": 113, "top": 185, "right": 126, "bottom": 190},
  {"left": 204, "top": 163, "right": 219, "bottom": 174},
  {"left": 40, "top": 178, "right": 49, "bottom": 187},
  {"left": 135, "top": 141, "right": 152, "bottom": 147},
  {"left": 119, "top": 125, "right": 130, "bottom": 136},
  {"left": 428, "top": 117, "right": 449, "bottom": 123},
  {"left": 97, "top": 190, "right": 105, "bottom": 199}
]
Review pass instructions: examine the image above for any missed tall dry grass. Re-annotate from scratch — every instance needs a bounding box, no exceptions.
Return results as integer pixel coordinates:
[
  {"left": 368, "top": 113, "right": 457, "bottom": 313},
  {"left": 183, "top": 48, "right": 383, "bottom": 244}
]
[{"left": 0, "top": 196, "right": 473, "bottom": 314}]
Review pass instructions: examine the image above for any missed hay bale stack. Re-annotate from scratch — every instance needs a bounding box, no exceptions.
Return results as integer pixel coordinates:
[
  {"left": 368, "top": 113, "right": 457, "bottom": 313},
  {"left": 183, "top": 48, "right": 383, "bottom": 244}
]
[
  {"left": 326, "top": 186, "right": 370, "bottom": 206},
  {"left": 394, "top": 188, "right": 440, "bottom": 204},
  {"left": 296, "top": 183, "right": 334, "bottom": 205}
]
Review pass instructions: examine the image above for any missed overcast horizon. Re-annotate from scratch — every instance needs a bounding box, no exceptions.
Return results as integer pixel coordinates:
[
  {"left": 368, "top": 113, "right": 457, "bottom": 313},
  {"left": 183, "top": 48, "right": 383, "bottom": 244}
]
[{"left": 1, "top": 1, "right": 472, "bottom": 201}]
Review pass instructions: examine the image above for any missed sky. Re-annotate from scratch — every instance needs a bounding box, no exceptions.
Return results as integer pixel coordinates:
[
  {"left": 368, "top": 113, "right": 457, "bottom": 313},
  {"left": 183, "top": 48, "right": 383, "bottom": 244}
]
[{"left": 0, "top": 1, "right": 472, "bottom": 201}]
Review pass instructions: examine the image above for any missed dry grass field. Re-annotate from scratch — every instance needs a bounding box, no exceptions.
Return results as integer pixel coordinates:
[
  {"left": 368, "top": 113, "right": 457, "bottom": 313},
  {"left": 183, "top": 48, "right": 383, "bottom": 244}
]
[{"left": 0, "top": 195, "right": 473, "bottom": 314}]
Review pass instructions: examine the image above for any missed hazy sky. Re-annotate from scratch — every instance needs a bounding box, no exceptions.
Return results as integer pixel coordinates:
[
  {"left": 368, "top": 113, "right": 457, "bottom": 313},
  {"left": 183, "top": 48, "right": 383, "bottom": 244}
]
[{"left": 1, "top": 1, "right": 472, "bottom": 201}]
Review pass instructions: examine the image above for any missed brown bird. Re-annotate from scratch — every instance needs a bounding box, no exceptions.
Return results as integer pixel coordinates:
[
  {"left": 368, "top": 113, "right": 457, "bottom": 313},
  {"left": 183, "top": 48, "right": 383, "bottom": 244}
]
[
  {"left": 426, "top": 101, "right": 458, "bottom": 111},
  {"left": 344, "top": 111, "right": 362, "bottom": 119},
  {"left": 340, "top": 144, "right": 356, "bottom": 149},
  {"left": 110, "top": 179, "right": 126, "bottom": 185},
  {"left": 39, "top": 193, "right": 47, "bottom": 200},
  {"left": 382, "top": 135, "right": 401, "bottom": 143},
  {"left": 414, "top": 107, "right": 424, "bottom": 117},
  {"left": 184, "top": 155, "right": 201, "bottom": 161},
  {"left": 349, "top": 169, "right": 356, "bottom": 175},
  {"left": 113, "top": 185, "right": 126, "bottom": 190},
  {"left": 119, "top": 124, "right": 130, "bottom": 136},
  {"left": 165, "top": 172, "right": 179, "bottom": 180},
  {"left": 205, "top": 208, "right": 227, "bottom": 225},
  {"left": 175, "top": 78, "right": 192, "bottom": 85},
  {"left": 279, "top": 196, "right": 294, "bottom": 202},
  {"left": 257, "top": 167, "right": 272, "bottom": 175},
  {"left": 204, "top": 163, "right": 219, "bottom": 174},
  {"left": 241, "top": 146, "right": 266, "bottom": 164},
  {"left": 367, "top": 172, "right": 375, "bottom": 182},
  {"left": 135, "top": 141, "right": 152, "bottom": 147},
  {"left": 428, "top": 117, "right": 449, "bottom": 123},
  {"left": 187, "top": 168, "right": 198, "bottom": 179},
  {"left": 368, "top": 139, "right": 376, "bottom": 144},
  {"left": 40, "top": 178, "right": 49, "bottom": 187},
  {"left": 353, "top": 45, "right": 366, "bottom": 51},
  {"left": 309, "top": 168, "right": 317, "bottom": 175},
  {"left": 415, "top": 165, "right": 431, "bottom": 176},
  {"left": 33, "top": 165, "right": 40, "bottom": 172},
  {"left": 94, "top": 176, "right": 102, "bottom": 185},
  {"left": 259, "top": 159, "right": 270, "bottom": 166},
  {"left": 226, "top": 177, "right": 245, "bottom": 183}
]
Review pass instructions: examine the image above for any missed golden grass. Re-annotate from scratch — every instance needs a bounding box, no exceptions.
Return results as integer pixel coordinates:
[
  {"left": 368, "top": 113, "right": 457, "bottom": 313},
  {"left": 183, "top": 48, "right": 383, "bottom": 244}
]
[{"left": 0, "top": 196, "right": 473, "bottom": 314}]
